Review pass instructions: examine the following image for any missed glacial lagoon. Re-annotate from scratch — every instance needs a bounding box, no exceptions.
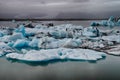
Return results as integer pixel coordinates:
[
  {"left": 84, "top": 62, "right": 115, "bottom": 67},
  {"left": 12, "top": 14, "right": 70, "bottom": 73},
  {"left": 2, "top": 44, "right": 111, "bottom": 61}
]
[{"left": 0, "top": 20, "right": 120, "bottom": 80}]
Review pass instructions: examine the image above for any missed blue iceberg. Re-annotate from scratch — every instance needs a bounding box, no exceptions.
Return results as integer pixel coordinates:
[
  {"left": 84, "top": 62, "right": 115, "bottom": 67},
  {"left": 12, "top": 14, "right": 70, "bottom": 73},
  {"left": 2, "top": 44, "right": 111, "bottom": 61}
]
[
  {"left": 13, "top": 39, "right": 30, "bottom": 48},
  {"left": 29, "top": 37, "right": 39, "bottom": 48}
]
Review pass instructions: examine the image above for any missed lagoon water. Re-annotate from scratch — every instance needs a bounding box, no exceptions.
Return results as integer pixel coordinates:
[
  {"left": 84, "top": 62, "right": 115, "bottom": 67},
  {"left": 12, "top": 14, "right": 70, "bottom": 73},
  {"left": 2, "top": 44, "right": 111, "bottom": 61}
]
[{"left": 0, "top": 21, "right": 120, "bottom": 80}]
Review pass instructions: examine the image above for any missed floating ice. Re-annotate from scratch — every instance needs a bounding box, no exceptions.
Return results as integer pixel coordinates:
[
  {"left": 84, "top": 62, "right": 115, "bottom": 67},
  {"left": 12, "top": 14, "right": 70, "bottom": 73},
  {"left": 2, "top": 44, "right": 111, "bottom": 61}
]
[
  {"left": 91, "top": 22, "right": 100, "bottom": 26},
  {"left": 117, "top": 19, "right": 120, "bottom": 26},
  {"left": 9, "top": 32, "right": 24, "bottom": 41},
  {"left": 35, "top": 24, "right": 47, "bottom": 29},
  {"left": 101, "top": 20, "right": 108, "bottom": 26},
  {"left": 29, "top": 37, "right": 39, "bottom": 48},
  {"left": 7, "top": 41, "right": 14, "bottom": 47},
  {"left": 6, "top": 48, "right": 106, "bottom": 62},
  {"left": 63, "top": 39, "right": 82, "bottom": 48},
  {"left": 13, "top": 39, "right": 30, "bottom": 48},
  {"left": 91, "top": 16, "right": 117, "bottom": 27},
  {"left": 82, "top": 27, "right": 99, "bottom": 37},
  {"left": 15, "top": 25, "right": 26, "bottom": 36},
  {"left": 0, "top": 32, "right": 24, "bottom": 43},
  {"left": 102, "top": 35, "right": 120, "bottom": 43},
  {"left": 49, "top": 30, "right": 68, "bottom": 38},
  {"left": 0, "top": 42, "right": 14, "bottom": 56},
  {"left": 0, "top": 31, "right": 3, "bottom": 37}
]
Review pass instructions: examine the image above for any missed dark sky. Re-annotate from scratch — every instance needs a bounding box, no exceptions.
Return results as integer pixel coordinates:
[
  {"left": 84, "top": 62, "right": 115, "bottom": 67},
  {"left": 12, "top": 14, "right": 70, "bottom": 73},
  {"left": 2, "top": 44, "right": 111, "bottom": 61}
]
[{"left": 0, "top": 0, "right": 120, "bottom": 19}]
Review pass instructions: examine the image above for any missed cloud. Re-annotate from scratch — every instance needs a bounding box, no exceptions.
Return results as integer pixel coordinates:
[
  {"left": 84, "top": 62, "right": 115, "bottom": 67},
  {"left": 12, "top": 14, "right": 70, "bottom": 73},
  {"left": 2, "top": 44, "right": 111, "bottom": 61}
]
[{"left": 0, "top": 0, "right": 120, "bottom": 18}]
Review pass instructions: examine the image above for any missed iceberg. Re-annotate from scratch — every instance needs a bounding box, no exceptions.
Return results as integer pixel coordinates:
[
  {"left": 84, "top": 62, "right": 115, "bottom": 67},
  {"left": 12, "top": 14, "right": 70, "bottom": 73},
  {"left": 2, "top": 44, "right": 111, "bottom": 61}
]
[
  {"left": 8, "top": 32, "right": 24, "bottom": 41},
  {"left": 0, "top": 32, "right": 25, "bottom": 43},
  {"left": 0, "top": 32, "right": 3, "bottom": 37},
  {"left": 7, "top": 41, "right": 14, "bottom": 47},
  {"left": 0, "top": 32, "right": 25, "bottom": 42},
  {"left": 15, "top": 25, "right": 26, "bottom": 36},
  {"left": 6, "top": 48, "right": 106, "bottom": 62},
  {"left": 102, "top": 35, "right": 120, "bottom": 43},
  {"left": 117, "top": 19, "right": 120, "bottom": 26},
  {"left": 49, "top": 30, "right": 68, "bottom": 39},
  {"left": 0, "top": 42, "right": 14, "bottom": 56},
  {"left": 91, "top": 22, "right": 100, "bottom": 26},
  {"left": 101, "top": 20, "right": 108, "bottom": 26},
  {"left": 29, "top": 37, "right": 39, "bottom": 48},
  {"left": 35, "top": 24, "right": 46, "bottom": 29},
  {"left": 91, "top": 16, "right": 117, "bottom": 27},
  {"left": 38, "top": 37, "right": 83, "bottom": 49},
  {"left": 82, "top": 27, "right": 99, "bottom": 37},
  {"left": 63, "top": 39, "right": 82, "bottom": 48},
  {"left": 13, "top": 39, "right": 30, "bottom": 48}
]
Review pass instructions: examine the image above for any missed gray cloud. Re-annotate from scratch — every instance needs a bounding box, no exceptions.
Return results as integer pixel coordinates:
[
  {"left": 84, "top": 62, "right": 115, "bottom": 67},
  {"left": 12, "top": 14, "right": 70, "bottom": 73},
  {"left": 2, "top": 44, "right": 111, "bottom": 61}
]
[{"left": 0, "top": 0, "right": 120, "bottom": 19}]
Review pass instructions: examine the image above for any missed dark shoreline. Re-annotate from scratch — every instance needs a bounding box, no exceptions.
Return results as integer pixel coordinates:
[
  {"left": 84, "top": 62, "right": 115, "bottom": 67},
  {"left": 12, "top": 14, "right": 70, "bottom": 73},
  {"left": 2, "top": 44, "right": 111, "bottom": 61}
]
[{"left": 0, "top": 18, "right": 108, "bottom": 21}]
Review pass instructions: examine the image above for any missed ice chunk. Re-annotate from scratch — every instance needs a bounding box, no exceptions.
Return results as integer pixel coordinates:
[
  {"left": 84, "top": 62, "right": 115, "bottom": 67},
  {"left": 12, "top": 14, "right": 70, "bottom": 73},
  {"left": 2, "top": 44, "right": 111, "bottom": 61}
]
[
  {"left": 0, "top": 32, "right": 24, "bottom": 43},
  {"left": 38, "top": 37, "right": 58, "bottom": 49},
  {"left": 82, "top": 27, "right": 99, "bottom": 37},
  {"left": 107, "top": 21, "right": 115, "bottom": 28},
  {"left": 0, "top": 35, "right": 10, "bottom": 42},
  {"left": 63, "top": 39, "right": 82, "bottom": 48},
  {"left": 0, "top": 42, "right": 14, "bottom": 56},
  {"left": 0, "top": 31, "right": 4, "bottom": 37},
  {"left": 91, "top": 22, "right": 100, "bottom": 26},
  {"left": 101, "top": 20, "right": 108, "bottom": 26},
  {"left": 6, "top": 48, "right": 106, "bottom": 62},
  {"left": 117, "top": 19, "right": 120, "bottom": 26},
  {"left": 21, "top": 49, "right": 28, "bottom": 54},
  {"left": 9, "top": 32, "right": 24, "bottom": 41},
  {"left": 15, "top": 25, "right": 26, "bottom": 36},
  {"left": 29, "top": 37, "right": 39, "bottom": 48},
  {"left": 38, "top": 37, "right": 82, "bottom": 49},
  {"left": 13, "top": 39, "right": 30, "bottom": 48},
  {"left": 7, "top": 41, "right": 14, "bottom": 47},
  {"left": 35, "top": 24, "right": 48, "bottom": 29},
  {"left": 108, "top": 16, "right": 115, "bottom": 22},
  {"left": 49, "top": 30, "right": 67, "bottom": 38},
  {"left": 102, "top": 35, "right": 120, "bottom": 43},
  {"left": 12, "top": 20, "right": 16, "bottom": 23}
]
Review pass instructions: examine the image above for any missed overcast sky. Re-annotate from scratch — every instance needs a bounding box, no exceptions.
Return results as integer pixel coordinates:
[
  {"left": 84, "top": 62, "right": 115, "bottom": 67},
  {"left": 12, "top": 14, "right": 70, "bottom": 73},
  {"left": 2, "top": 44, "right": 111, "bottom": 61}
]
[{"left": 0, "top": 0, "right": 120, "bottom": 19}]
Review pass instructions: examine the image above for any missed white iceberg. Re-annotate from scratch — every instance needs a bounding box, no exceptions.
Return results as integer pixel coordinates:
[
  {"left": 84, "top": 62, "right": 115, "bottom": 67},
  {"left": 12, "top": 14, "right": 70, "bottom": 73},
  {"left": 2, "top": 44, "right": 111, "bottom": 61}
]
[
  {"left": 13, "top": 39, "right": 30, "bottom": 48},
  {"left": 49, "top": 30, "right": 68, "bottom": 38},
  {"left": 0, "top": 42, "right": 14, "bottom": 56},
  {"left": 82, "top": 27, "right": 99, "bottom": 37},
  {"left": 0, "top": 32, "right": 25, "bottom": 43},
  {"left": 102, "top": 35, "right": 120, "bottom": 43},
  {"left": 29, "top": 37, "right": 39, "bottom": 48},
  {"left": 63, "top": 39, "right": 82, "bottom": 48},
  {"left": 6, "top": 48, "right": 106, "bottom": 62},
  {"left": 38, "top": 37, "right": 83, "bottom": 49},
  {"left": 15, "top": 25, "right": 26, "bottom": 36},
  {"left": 9, "top": 32, "right": 24, "bottom": 41}
]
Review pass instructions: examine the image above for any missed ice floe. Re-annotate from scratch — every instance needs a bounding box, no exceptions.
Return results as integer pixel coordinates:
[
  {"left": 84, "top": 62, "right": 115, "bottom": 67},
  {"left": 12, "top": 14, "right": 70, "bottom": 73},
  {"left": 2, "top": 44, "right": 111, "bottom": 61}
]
[{"left": 6, "top": 48, "right": 106, "bottom": 61}]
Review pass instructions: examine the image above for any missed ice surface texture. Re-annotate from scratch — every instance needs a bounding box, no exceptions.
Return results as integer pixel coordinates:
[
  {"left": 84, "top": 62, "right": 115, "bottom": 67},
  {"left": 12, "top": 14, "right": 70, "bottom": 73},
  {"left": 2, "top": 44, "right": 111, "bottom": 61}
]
[{"left": 6, "top": 48, "right": 106, "bottom": 62}]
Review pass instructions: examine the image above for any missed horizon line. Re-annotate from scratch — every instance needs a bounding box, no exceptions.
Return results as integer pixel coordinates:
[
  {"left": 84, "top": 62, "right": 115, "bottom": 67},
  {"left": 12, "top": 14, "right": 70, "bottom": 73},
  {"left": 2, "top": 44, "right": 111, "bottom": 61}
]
[{"left": 0, "top": 18, "right": 109, "bottom": 21}]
